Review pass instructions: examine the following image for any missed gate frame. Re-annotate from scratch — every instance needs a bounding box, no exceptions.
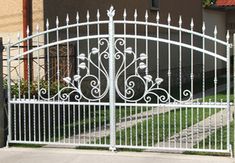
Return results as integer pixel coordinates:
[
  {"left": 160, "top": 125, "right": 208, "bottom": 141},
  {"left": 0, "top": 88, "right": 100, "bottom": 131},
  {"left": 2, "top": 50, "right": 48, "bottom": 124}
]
[
  {"left": 108, "top": 6, "right": 116, "bottom": 151},
  {"left": 5, "top": 6, "right": 234, "bottom": 155}
]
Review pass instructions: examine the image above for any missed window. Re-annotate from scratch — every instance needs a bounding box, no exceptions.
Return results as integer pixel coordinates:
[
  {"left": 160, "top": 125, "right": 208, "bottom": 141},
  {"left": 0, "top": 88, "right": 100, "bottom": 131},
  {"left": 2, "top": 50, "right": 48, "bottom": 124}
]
[{"left": 150, "top": 0, "right": 159, "bottom": 10}]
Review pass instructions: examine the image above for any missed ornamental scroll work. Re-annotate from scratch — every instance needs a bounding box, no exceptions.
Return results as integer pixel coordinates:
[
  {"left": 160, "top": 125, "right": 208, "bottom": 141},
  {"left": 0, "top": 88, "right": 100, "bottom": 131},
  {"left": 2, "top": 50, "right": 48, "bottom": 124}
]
[{"left": 38, "top": 38, "right": 192, "bottom": 103}]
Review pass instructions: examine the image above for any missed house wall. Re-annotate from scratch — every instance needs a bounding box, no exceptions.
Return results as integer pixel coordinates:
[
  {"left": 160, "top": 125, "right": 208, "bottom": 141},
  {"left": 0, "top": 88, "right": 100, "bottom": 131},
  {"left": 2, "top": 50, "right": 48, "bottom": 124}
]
[
  {"left": 43, "top": 0, "right": 202, "bottom": 31},
  {"left": 0, "top": 0, "right": 44, "bottom": 43},
  {"left": 203, "top": 9, "right": 227, "bottom": 72},
  {"left": 226, "top": 10, "right": 235, "bottom": 58},
  {"left": 0, "top": 0, "right": 22, "bottom": 43},
  {"left": 226, "top": 10, "right": 235, "bottom": 34},
  {"left": 31, "top": 0, "right": 45, "bottom": 81},
  {"left": 0, "top": 0, "right": 44, "bottom": 81}
]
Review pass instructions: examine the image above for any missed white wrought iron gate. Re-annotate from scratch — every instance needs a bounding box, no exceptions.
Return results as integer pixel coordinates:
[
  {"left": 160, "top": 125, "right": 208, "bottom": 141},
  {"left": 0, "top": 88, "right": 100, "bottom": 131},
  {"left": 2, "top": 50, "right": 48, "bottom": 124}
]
[{"left": 6, "top": 6, "right": 233, "bottom": 154}]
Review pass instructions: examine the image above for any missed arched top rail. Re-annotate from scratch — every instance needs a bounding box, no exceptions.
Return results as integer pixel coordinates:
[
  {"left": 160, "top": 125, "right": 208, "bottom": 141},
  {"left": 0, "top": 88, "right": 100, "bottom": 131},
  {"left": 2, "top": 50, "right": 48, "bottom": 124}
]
[
  {"left": 114, "top": 20, "right": 230, "bottom": 47},
  {"left": 9, "top": 20, "right": 231, "bottom": 48},
  {"left": 9, "top": 20, "right": 110, "bottom": 47},
  {"left": 9, "top": 33, "right": 228, "bottom": 62}
]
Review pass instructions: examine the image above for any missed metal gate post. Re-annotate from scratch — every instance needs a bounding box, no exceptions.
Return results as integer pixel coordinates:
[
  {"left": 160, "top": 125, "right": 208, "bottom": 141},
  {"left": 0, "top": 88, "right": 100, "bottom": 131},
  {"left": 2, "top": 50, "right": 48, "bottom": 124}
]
[
  {"left": 0, "top": 38, "right": 5, "bottom": 147},
  {"left": 226, "top": 31, "right": 231, "bottom": 152},
  {"left": 233, "top": 33, "right": 235, "bottom": 157},
  {"left": 107, "top": 6, "right": 116, "bottom": 151}
]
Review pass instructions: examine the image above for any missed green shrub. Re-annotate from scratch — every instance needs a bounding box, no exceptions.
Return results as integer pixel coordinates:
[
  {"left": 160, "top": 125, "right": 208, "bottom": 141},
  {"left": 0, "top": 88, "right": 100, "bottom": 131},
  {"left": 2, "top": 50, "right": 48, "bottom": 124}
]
[{"left": 7, "top": 79, "right": 66, "bottom": 99}]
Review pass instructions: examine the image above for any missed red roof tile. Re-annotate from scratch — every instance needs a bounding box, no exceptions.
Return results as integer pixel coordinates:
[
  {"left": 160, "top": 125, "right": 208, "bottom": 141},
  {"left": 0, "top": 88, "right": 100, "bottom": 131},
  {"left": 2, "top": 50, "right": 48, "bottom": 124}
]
[{"left": 216, "top": 0, "right": 235, "bottom": 6}]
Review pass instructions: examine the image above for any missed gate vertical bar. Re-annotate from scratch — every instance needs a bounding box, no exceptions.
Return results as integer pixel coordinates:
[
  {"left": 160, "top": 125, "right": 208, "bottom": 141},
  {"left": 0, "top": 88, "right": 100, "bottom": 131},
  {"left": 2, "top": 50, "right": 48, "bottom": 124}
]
[
  {"left": 7, "top": 39, "right": 11, "bottom": 147},
  {"left": 226, "top": 31, "right": 230, "bottom": 151},
  {"left": 107, "top": 6, "right": 116, "bottom": 151}
]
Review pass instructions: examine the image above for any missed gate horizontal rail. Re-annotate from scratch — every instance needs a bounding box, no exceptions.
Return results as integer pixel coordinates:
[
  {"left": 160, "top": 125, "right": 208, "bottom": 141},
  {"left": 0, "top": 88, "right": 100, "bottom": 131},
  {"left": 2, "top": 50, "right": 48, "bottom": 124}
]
[{"left": 9, "top": 100, "right": 229, "bottom": 109}]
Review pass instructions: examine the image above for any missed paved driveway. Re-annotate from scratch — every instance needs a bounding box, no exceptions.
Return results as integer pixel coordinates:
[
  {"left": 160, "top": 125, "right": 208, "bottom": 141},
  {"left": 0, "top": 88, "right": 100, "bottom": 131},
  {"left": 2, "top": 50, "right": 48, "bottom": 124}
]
[{"left": 0, "top": 147, "right": 233, "bottom": 163}]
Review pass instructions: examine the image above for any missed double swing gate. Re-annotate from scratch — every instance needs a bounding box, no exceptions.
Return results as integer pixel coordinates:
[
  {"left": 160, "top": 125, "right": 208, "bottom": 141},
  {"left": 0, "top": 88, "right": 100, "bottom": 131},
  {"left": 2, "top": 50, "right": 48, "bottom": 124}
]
[{"left": 7, "top": 6, "right": 233, "bottom": 154}]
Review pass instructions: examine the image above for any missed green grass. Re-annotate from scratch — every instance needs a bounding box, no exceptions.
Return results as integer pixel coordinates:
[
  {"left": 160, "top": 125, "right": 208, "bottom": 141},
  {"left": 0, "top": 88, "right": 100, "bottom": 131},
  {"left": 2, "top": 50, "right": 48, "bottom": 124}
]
[
  {"left": 65, "top": 89, "right": 235, "bottom": 156},
  {"left": 201, "top": 87, "right": 234, "bottom": 103},
  {"left": 99, "top": 87, "right": 233, "bottom": 151},
  {"left": 183, "top": 120, "right": 234, "bottom": 157},
  {"left": 101, "top": 107, "right": 220, "bottom": 147},
  {"left": 40, "top": 105, "right": 144, "bottom": 143},
  {"left": 170, "top": 76, "right": 228, "bottom": 100},
  {"left": 199, "top": 121, "right": 234, "bottom": 151},
  {"left": 58, "top": 86, "right": 234, "bottom": 142}
]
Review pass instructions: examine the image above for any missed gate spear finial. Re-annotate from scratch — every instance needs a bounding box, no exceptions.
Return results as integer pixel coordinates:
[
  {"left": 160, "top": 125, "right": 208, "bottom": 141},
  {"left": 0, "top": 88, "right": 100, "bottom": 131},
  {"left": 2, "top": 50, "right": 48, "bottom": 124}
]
[
  {"left": 226, "top": 30, "right": 230, "bottom": 42},
  {"left": 97, "top": 9, "right": 100, "bottom": 20},
  {"left": 56, "top": 16, "right": 59, "bottom": 27},
  {"left": 202, "top": 22, "right": 206, "bottom": 33},
  {"left": 167, "top": 13, "right": 171, "bottom": 25},
  {"left": 156, "top": 11, "right": 160, "bottom": 23},
  {"left": 76, "top": 12, "right": 79, "bottom": 23},
  {"left": 134, "top": 9, "right": 137, "bottom": 21},
  {"left": 190, "top": 18, "right": 194, "bottom": 29},
  {"left": 107, "top": 6, "right": 115, "bottom": 17}
]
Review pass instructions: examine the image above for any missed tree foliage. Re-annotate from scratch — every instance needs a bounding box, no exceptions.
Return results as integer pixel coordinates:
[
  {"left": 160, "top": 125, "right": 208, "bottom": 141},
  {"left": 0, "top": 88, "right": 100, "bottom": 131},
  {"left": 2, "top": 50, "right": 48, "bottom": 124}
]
[{"left": 203, "top": 0, "right": 216, "bottom": 7}]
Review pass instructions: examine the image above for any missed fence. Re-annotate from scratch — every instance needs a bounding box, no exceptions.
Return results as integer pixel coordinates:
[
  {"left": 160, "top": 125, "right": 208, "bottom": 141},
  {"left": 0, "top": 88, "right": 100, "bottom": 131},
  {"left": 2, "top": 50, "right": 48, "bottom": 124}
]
[{"left": 5, "top": 6, "right": 234, "bottom": 155}]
